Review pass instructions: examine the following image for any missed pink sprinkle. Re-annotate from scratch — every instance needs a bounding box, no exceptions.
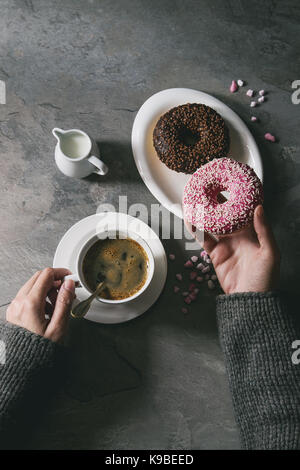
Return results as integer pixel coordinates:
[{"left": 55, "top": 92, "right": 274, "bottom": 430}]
[
  {"left": 190, "top": 271, "right": 197, "bottom": 280},
  {"left": 182, "top": 307, "right": 188, "bottom": 314},
  {"left": 184, "top": 296, "right": 192, "bottom": 304},
  {"left": 182, "top": 291, "right": 189, "bottom": 297},
  {"left": 193, "top": 288, "right": 199, "bottom": 294},
  {"left": 246, "top": 89, "right": 254, "bottom": 97},
  {"left": 196, "top": 276, "right": 203, "bottom": 283},
  {"left": 174, "top": 286, "right": 180, "bottom": 293},
  {"left": 259, "top": 90, "right": 265, "bottom": 96},
  {"left": 251, "top": 116, "right": 257, "bottom": 122},
  {"left": 202, "top": 266, "right": 210, "bottom": 274},
  {"left": 169, "top": 254, "right": 175, "bottom": 261},
  {"left": 264, "top": 133, "right": 276, "bottom": 142},
  {"left": 196, "top": 263, "right": 204, "bottom": 270},
  {"left": 208, "top": 280, "right": 215, "bottom": 290},
  {"left": 176, "top": 273, "right": 183, "bottom": 281},
  {"left": 189, "top": 283, "right": 196, "bottom": 291},
  {"left": 191, "top": 256, "right": 198, "bottom": 263},
  {"left": 230, "top": 80, "right": 238, "bottom": 93},
  {"left": 258, "top": 96, "right": 265, "bottom": 103},
  {"left": 250, "top": 101, "right": 256, "bottom": 107},
  {"left": 184, "top": 260, "right": 193, "bottom": 268}
]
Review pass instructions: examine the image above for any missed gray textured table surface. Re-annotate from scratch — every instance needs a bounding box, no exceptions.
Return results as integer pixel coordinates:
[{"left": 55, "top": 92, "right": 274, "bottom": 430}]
[{"left": 0, "top": 0, "right": 299, "bottom": 450}]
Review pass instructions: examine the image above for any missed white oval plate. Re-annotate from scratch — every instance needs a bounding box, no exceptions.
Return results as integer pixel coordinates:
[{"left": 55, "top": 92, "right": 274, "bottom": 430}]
[
  {"left": 53, "top": 212, "right": 167, "bottom": 324},
  {"left": 131, "top": 88, "right": 263, "bottom": 219}
]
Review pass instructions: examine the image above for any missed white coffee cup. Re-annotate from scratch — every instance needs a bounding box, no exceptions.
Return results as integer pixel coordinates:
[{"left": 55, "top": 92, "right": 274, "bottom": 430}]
[
  {"left": 53, "top": 128, "right": 108, "bottom": 178},
  {"left": 65, "top": 229, "right": 155, "bottom": 304}
]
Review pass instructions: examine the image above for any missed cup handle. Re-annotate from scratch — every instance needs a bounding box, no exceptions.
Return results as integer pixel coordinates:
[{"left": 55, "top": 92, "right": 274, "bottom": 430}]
[
  {"left": 88, "top": 156, "right": 108, "bottom": 176},
  {"left": 64, "top": 273, "right": 81, "bottom": 287}
]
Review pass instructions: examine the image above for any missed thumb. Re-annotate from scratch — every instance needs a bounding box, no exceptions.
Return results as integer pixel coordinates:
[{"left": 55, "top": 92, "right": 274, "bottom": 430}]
[
  {"left": 45, "top": 279, "right": 75, "bottom": 342},
  {"left": 253, "top": 205, "right": 275, "bottom": 249}
]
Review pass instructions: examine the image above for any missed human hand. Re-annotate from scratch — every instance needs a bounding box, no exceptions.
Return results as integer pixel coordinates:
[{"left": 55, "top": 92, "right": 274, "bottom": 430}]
[
  {"left": 6, "top": 268, "right": 75, "bottom": 343},
  {"left": 187, "top": 205, "right": 280, "bottom": 294}
]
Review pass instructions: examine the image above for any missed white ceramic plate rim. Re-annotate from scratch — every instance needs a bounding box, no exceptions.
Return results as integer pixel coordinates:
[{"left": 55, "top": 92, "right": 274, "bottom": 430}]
[{"left": 131, "top": 87, "right": 263, "bottom": 219}]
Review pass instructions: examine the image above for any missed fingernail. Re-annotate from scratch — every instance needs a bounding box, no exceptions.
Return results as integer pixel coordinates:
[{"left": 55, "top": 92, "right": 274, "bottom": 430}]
[
  {"left": 64, "top": 279, "right": 75, "bottom": 293},
  {"left": 257, "top": 205, "right": 264, "bottom": 217}
]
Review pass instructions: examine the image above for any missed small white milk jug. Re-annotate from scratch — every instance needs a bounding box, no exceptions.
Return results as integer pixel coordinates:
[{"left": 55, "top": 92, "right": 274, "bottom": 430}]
[{"left": 52, "top": 128, "right": 108, "bottom": 178}]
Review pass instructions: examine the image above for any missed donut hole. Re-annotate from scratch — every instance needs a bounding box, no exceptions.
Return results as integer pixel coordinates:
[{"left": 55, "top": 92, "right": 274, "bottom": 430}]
[
  {"left": 178, "top": 127, "right": 199, "bottom": 147},
  {"left": 217, "top": 191, "right": 229, "bottom": 204}
]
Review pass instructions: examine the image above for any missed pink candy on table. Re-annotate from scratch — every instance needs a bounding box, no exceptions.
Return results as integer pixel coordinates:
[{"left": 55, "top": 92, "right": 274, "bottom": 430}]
[
  {"left": 184, "top": 260, "right": 193, "bottom": 268},
  {"left": 251, "top": 116, "right": 258, "bottom": 122},
  {"left": 264, "top": 133, "right": 276, "bottom": 142},
  {"left": 190, "top": 271, "right": 197, "bottom": 280},
  {"left": 250, "top": 101, "right": 256, "bottom": 107},
  {"left": 246, "top": 89, "right": 254, "bottom": 97},
  {"left": 169, "top": 254, "right": 175, "bottom": 261},
  {"left": 174, "top": 286, "right": 180, "bottom": 293},
  {"left": 258, "top": 96, "right": 265, "bottom": 103},
  {"left": 202, "top": 266, "right": 210, "bottom": 274},
  {"left": 237, "top": 79, "right": 244, "bottom": 87},
  {"left": 191, "top": 256, "right": 198, "bottom": 263},
  {"left": 196, "top": 276, "right": 203, "bottom": 282},
  {"left": 176, "top": 273, "right": 183, "bottom": 281},
  {"left": 230, "top": 80, "right": 238, "bottom": 93},
  {"left": 189, "top": 283, "right": 196, "bottom": 291},
  {"left": 259, "top": 90, "right": 265, "bottom": 96},
  {"left": 196, "top": 263, "right": 204, "bottom": 270}
]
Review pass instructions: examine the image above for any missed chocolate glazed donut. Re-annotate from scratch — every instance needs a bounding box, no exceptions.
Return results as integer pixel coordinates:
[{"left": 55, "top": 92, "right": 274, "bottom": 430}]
[{"left": 153, "top": 103, "right": 230, "bottom": 174}]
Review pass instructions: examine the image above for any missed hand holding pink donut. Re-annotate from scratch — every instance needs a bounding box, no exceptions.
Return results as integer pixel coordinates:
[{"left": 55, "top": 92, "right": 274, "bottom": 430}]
[{"left": 186, "top": 205, "right": 280, "bottom": 294}]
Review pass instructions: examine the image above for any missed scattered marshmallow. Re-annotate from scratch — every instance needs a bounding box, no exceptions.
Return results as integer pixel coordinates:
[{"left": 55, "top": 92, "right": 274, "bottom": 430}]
[
  {"left": 174, "top": 286, "right": 180, "bottom": 293},
  {"left": 181, "top": 307, "right": 188, "bottom": 314},
  {"left": 208, "top": 280, "right": 215, "bottom": 290},
  {"left": 202, "top": 266, "right": 210, "bottom": 274},
  {"left": 176, "top": 273, "right": 183, "bottom": 281},
  {"left": 264, "top": 133, "right": 276, "bottom": 142},
  {"left": 184, "top": 260, "right": 193, "bottom": 268},
  {"left": 259, "top": 90, "right": 265, "bottom": 96},
  {"left": 169, "top": 254, "right": 175, "bottom": 260},
  {"left": 250, "top": 101, "right": 256, "bottom": 107},
  {"left": 196, "top": 263, "right": 204, "bottom": 270},
  {"left": 196, "top": 276, "right": 203, "bottom": 282},
  {"left": 258, "top": 96, "right": 265, "bottom": 103},
  {"left": 191, "top": 256, "right": 198, "bottom": 263},
  {"left": 251, "top": 116, "right": 258, "bottom": 122},
  {"left": 246, "top": 89, "right": 254, "bottom": 97},
  {"left": 190, "top": 271, "right": 197, "bottom": 280},
  {"left": 237, "top": 79, "right": 244, "bottom": 87},
  {"left": 230, "top": 80, "right": 238, "bottom": 93}
]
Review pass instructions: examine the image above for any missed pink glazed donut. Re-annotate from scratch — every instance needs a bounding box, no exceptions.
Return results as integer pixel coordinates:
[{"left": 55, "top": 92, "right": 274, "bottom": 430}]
[{"left": 183, "top": 157, "right": 263, "bottom": 235}]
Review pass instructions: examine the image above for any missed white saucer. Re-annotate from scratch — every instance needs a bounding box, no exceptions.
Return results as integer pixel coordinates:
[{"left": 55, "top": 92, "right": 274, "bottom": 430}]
[
  {"left": 131, "top": 88, "right": 263, "bottom": 219},
  {"left": 53, "top": 213, "right": 167, "bottom": 324}
]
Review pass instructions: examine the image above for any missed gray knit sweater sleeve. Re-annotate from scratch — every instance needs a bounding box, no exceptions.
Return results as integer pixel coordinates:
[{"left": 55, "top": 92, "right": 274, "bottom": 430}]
[
  {"left": 217, "top": 292, "right": 300, "bottom": 450},
  {"left": 0, "top": 320, "right": 61, "bottom": 447}
]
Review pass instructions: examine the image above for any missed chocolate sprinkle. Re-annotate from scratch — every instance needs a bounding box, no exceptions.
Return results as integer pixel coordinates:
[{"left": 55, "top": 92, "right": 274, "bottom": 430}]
[{"left": 153, "top": 103, "right": 230, "bottom": 174}]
